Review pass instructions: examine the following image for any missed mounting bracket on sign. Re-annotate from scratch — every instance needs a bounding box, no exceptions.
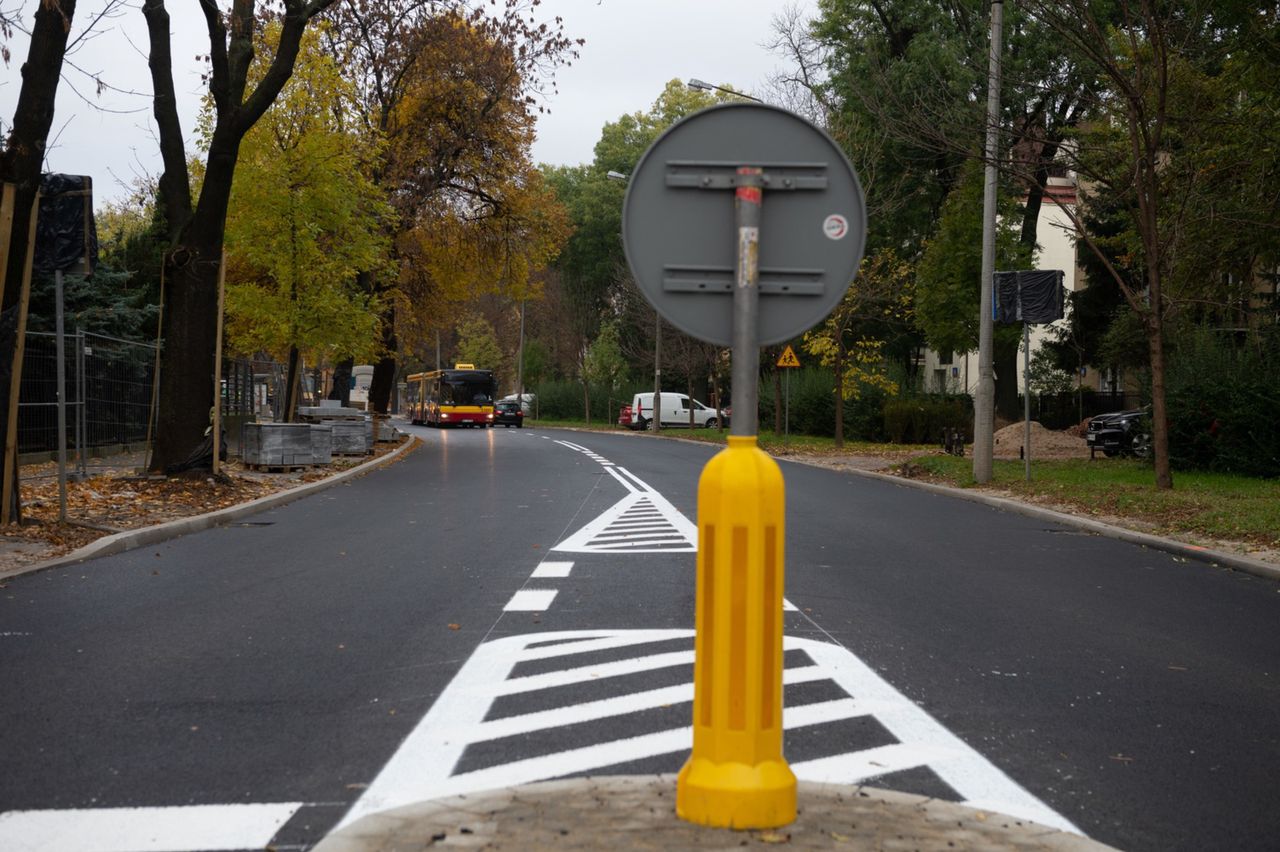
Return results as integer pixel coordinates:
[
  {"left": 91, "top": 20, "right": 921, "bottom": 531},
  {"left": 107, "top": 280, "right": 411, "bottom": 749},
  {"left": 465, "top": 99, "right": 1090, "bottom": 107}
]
[
  {"left": 664, "top": 160, "right": 830, "bottom": 192},
  {"left": 663, "top": 264, "right": 825, "bottom": 295}
]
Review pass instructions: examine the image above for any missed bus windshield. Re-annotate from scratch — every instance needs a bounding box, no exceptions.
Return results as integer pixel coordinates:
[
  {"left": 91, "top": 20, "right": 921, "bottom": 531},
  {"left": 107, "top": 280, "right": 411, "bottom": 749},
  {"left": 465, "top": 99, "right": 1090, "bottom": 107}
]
[{"left": 443, "top": 379, "right": 494, "bottom": 405}]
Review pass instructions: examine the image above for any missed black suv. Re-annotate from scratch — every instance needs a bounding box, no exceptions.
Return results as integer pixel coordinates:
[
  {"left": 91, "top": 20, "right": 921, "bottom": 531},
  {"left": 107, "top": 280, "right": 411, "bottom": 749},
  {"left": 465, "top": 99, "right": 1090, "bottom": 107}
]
[
  {"left": 1086, "top": 408, "right": 1150, "bottom": 458},
  {"left": 493, "top": 400, "right": 524, "bottom": 428}
]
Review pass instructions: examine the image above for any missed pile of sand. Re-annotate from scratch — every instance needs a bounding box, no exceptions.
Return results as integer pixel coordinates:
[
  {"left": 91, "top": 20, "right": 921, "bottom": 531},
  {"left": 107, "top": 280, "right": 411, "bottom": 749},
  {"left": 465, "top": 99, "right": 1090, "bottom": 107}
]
[{"left": 992, "top": 421, "right": 1090, "bottom": 460}]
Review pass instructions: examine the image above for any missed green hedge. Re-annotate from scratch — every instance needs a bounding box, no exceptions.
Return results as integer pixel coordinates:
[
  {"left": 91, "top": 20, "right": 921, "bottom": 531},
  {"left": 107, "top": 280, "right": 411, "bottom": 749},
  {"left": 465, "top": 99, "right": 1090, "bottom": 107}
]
[
  {"left": 1165, "top": 326, "right": 1280, "bottom": 478},
  {"left": 882, "top": 395, "right": 972, "bottom": 445}
]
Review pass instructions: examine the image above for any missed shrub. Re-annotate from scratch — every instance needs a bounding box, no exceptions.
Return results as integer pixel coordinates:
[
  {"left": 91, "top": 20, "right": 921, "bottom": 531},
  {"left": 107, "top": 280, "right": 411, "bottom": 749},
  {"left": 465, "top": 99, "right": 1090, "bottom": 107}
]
[
  {"left": 1164, "top": 326, "right": 1280, "bottom": 478},
  {"left": 882, "top": 395, "right": 971, "bottom": 444}
]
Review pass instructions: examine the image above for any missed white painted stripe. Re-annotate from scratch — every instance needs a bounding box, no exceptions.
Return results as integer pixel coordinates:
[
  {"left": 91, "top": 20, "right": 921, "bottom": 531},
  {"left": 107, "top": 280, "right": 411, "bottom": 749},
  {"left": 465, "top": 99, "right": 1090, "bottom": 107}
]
[
  {"left": 425, "top": 697, "right": 867, "bottom": 802},
  {"left": 495, "top": 649, "right": 695, "bottom": 695},
  {"left": 514, "top": 630, "right": 693, "bottom": 661},
  {"left": 504, "top": 590, "right": 558, "bottom": 611},
  {"left": 531, "top": 561, "right": 573, "bottom": 578},
  {"left": 783, "top": 598, "right": 799, "bottom": 611},
  {"left": 337, "top": 630, "right": 695, "bottom": 829},
  {"left": 338, "top": 630, "right": 1078, "bottom": 838},
  {"left": 469, "top": 665, "right": 831, "bottom": 742},
  {"left": 792, "top": 742, "right": 950, "bottom": 783},
  {"left": 612, "top": 466, "right": 653, "bottom": 492},
  {"left": 0, "top": 803, "right": 302, "bottom": 852},
  {"left": 604, "top": 465, "right": 641, "bottom": 494}
]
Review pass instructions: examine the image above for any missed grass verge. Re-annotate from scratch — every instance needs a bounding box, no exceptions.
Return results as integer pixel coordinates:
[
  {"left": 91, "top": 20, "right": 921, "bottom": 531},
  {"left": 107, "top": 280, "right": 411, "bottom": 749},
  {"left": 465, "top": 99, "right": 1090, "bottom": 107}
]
[{"left": 903, "top": 455, "right": 1280, "bottom": 553}]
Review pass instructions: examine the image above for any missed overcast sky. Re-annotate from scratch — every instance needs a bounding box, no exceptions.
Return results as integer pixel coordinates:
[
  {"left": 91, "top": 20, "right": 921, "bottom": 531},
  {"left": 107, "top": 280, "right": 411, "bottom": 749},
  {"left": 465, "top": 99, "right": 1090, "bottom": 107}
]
[{"left": 1, "top": 0, "right": 814, "bottom": 207}]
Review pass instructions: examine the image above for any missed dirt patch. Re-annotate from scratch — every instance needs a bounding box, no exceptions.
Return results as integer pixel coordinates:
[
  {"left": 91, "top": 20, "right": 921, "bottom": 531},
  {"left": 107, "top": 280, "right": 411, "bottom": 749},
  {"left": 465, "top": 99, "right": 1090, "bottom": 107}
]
[{"left": 992, "top": 421, "right": 1090, "bottom": 460}]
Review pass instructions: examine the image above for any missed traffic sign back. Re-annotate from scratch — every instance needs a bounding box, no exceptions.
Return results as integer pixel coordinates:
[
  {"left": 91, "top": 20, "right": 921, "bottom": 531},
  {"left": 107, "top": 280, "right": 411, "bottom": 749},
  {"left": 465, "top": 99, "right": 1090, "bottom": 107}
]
[{"left": 622, "top": 103, "right": 866, "bottom": 346}]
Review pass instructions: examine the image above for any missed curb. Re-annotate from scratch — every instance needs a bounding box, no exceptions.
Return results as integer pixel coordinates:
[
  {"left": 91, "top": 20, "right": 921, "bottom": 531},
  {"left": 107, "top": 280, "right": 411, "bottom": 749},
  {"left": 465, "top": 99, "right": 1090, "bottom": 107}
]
[
  {"left": 548, "top": 426, "right": 1280, "bottom": 584},
  {"left": 780, "top": 455, "right": 1280, "bottom": 584},
  {"left": 314, "top": 775, "right": 1114, "bottom": 851},
  {"left": 0, "top": 434, "right": 419, "bottom": 581}
]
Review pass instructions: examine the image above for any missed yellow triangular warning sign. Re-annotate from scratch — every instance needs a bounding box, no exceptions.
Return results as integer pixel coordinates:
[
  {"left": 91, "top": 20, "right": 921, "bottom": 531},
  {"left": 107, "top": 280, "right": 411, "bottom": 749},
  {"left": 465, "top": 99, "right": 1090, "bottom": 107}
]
[{"left": 776, "top": 345, "right": 801, "bottom": 368}]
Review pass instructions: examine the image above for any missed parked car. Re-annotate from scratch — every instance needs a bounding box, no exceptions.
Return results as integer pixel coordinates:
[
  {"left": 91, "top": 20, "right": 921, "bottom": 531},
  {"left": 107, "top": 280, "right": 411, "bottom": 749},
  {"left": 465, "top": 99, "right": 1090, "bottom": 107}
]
[
  {"left": 493, "top": 400, "right": 524, "bottom": 428},
  {"left": 498, "top": 393, "right": 535, "bottom": 414},
  {"left": 620, "top": 392, "right": 721, "bottom": 430},
  {"left": 1086, "top": 408, "right": 1151, "bottom": 458}
]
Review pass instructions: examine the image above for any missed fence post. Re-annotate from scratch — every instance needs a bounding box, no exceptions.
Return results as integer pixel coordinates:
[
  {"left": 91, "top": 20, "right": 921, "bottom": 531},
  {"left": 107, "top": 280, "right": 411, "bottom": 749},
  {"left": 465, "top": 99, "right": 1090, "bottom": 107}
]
[{"left": 75, "top": 326, "right": 86, "bottom": 478}]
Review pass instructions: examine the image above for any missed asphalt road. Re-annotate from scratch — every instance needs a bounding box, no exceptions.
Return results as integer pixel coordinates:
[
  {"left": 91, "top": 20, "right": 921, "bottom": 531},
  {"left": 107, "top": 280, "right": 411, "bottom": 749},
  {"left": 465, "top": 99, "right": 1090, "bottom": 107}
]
[{"left": 1, "top": 424, "right": 1276, "bottom": 851}]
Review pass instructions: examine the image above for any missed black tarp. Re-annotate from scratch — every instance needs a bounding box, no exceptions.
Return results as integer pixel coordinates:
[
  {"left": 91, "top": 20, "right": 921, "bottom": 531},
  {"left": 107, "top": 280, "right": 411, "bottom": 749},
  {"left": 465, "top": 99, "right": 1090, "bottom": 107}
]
[
  {"left": 993, "top": 269, "right": 1064, "bottom": 324},
  {"left": 33, "top": 174, "right": 98, "bottom": 276}
]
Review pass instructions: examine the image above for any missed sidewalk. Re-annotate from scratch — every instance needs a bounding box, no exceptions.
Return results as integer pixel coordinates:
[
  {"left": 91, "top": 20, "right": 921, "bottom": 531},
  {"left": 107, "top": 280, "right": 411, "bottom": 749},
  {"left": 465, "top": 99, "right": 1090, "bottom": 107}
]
[{"left": 315, "top": 776, "right": 1114, "bottom": 851}]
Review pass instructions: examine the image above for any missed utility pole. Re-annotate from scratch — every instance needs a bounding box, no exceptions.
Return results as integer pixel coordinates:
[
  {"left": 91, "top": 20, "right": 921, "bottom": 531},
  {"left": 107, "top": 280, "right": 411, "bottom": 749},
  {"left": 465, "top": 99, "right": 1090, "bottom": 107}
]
[
  {"left": 974, "top": 0, "right": 1003, "bottom": 484},
  {"left": 516, "top": 297, "right": 526, "bottom": 401}
]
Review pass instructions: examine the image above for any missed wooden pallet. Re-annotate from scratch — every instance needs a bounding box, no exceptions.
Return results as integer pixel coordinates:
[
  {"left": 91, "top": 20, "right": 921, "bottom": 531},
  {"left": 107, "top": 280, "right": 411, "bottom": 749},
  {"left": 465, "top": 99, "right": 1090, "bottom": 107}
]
[{"left": 244, "top": 462, "right": 312, "bottom": 473}]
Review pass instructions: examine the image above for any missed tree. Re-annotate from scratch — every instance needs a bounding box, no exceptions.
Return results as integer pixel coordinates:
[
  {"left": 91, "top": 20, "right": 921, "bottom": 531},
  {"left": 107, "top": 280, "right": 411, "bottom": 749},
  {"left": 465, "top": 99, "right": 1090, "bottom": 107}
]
[
  {"left": 1, "top": 0, "right": 86, "bottom": 521},
  {"left": 322, "top": 0, "right": 578, "bottom": 415},
  {"left": 797, "top": 0, "right": 1097, "bottom": 414},
  {"left": 142, "top": 0, "right": 339, "bottom": 473},
  {"left": 914, "top": 157, "right": 1031, "bottom": 383},
  {"left": 454, "top": 314, "right": 502, "bottom": 372},
  {"left": 216, "top": 21, "right": 391, "bottom": 421},
  {"left": 581, "top": 320, "right": 626, "bottom": 425},
  {"left": 802, "top": 249, "right": 907, "bottom": 448},
  {"left": 1017, "top": 0, "right": 1278, "bottom": 488}
]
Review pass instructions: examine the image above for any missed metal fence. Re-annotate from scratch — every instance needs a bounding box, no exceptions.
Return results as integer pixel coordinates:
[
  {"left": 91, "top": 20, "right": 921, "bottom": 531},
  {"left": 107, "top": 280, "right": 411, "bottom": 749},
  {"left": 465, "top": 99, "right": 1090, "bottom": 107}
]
[
  {"left": 1030, "top": 390, "right": 1146, "bottom": 430},
  {"left": 18, "top": 330, "right": 157, "bottom": 473},
  {"left": 16, "top": 336, "right": 345, "bottom": 471}
]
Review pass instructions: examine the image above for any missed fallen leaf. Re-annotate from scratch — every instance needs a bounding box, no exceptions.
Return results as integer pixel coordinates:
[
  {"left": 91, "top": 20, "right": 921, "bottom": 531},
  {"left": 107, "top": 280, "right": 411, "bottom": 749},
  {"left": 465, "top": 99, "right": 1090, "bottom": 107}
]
[
  {"left": 448, "top": 623, "right": 461, "bottom": 631},
  {"left": 758, "top": 831, "right": 790, "bottom": 843}
]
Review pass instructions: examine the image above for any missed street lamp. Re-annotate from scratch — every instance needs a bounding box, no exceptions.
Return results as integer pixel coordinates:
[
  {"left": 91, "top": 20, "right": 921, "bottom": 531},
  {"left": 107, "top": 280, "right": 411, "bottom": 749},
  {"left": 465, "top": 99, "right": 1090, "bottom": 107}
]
[
  {"left": 607, "top": 169, "right": 661, "bottom": 431},
  {"left": 687, "top": 78, "right": 763, "bottom": 103}
]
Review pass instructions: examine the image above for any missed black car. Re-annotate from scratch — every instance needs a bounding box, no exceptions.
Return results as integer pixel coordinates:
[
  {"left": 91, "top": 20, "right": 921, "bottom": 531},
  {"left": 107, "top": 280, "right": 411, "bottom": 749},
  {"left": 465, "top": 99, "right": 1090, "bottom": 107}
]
[
  {"left": 493, "top": 400, "right": 524, "bottom": 428},
  {"left": 1086, "top": 408, "right": 1150, "bottom": 458}
]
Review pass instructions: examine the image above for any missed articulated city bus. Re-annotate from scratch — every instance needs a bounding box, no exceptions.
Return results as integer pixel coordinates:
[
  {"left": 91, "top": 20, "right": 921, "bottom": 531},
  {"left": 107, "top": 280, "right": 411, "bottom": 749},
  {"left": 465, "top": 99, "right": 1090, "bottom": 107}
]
[{"left": 405, "top": 365, "right": 497, "bottom": 427}]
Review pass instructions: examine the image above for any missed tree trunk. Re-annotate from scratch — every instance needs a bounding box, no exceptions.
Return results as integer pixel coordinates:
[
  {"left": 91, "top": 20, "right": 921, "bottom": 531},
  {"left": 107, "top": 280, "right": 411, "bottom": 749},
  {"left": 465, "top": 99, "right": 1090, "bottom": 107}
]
[
  {"left": 834, "top": 339, "right": 845, "bottom": 449},
  {"left": 0, "top": 2, "right": 79, "bottom": 520},
  {"left": 329, "top": 356, "right": 353, "bottom": 406},
  {"left": 283, "top": 344, "right": 302, "bottom": 422},
  {"left": 367, "top": 295, "right": 396, "bottom": 414},
  {"left": 1147, "top": 306, "right": 1172, "bottom": 490}
]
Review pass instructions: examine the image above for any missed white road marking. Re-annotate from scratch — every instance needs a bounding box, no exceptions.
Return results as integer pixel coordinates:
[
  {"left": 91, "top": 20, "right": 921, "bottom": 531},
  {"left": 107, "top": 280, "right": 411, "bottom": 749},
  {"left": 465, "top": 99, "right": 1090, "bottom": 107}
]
[
  {"left": 531, "top": 561, "right": 574, "bottom": 578},
  {"left": 0, "top": 803, "right": 302, "bottom": 852},
  {"left": 783, "top": 598, "right": 799, "bottom": 611},
  {"left": 553, "top": 467, "right": 697, "bottom": 553},
  {"left": 503, "top": 590, "right": 558, "bottom": 611},
  {"left": 335, "top": 630, "right": 1079, "bottom": 835}
]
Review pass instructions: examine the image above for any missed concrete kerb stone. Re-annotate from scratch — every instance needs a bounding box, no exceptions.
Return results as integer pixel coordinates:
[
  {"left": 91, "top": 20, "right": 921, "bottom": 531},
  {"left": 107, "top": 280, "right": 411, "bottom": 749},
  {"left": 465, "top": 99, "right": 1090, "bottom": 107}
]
[
  {"left": 554, "top": 426, "right": 1280, "bottom": 584},
  {"left": 0, "top": 434, "right": 419, "bottom": 582},
  {"left": 314, "top": 775, "right": 1116, "bottom": 851},
  {"left": 779, "top": 456, "right": 1280, "bottom": 584}
]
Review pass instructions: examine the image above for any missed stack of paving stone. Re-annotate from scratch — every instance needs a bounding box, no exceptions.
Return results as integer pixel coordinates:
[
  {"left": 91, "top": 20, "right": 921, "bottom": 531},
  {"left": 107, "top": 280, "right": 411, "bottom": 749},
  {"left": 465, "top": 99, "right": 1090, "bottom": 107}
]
[
  {"left": 298, "top": 402, "right": 370, "bottom": 456},
  {"left": 241, "top": 422, "right": 314, "bottom": 469}
]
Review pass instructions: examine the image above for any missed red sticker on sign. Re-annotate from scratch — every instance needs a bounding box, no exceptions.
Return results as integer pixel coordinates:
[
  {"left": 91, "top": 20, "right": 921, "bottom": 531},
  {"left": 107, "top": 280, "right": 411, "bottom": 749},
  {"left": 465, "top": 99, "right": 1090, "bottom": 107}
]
[{"left": 823, "top": 214, "right": 848, "bottom": 240}]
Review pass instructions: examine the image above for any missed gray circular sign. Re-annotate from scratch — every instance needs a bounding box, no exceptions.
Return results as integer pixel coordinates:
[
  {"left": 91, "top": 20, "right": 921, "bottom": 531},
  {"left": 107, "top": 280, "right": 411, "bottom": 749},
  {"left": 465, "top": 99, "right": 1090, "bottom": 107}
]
[{"left": 622, "top": 102, "right": 866, "bottom": 346}]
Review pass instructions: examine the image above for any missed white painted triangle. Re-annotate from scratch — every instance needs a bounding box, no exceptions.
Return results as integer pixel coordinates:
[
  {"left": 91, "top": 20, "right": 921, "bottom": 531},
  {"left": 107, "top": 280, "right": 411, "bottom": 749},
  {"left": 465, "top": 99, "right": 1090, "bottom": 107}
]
[
  {"left": 553, "top": 490, "right": 697, "bottom": 553},
  {"left": 547, "top": 466, "right": 695, "bottom": 554}
]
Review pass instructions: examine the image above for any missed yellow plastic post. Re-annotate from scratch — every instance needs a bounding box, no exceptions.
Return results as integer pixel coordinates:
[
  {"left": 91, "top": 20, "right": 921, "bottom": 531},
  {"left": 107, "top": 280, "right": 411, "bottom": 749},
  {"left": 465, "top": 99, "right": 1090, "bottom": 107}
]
[{"left": 677, "top": 435, "right": 795, "bottom": 828}]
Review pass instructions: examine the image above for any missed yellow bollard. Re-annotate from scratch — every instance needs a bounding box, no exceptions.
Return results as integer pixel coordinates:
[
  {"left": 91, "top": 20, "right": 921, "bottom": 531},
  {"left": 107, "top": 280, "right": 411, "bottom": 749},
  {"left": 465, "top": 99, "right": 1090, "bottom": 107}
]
[{"left": 677, "top": 435, "right": 796, "bottom": 828}]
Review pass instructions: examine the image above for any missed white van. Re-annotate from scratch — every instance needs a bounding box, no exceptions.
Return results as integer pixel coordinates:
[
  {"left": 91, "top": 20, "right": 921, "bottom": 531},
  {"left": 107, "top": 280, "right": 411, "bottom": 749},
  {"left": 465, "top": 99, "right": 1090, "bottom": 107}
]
[{"left": 626, "top": 392, "right": 721, "bottom": 430}]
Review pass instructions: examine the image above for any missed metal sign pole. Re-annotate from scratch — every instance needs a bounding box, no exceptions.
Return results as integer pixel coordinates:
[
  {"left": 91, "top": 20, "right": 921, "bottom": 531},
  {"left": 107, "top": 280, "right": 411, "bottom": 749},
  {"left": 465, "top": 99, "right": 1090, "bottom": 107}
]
[
  {"left": 784, "top": 367, "right": 790, "bottom": 442},
  {"left": 619, "top": 103, "right": 866, "bottom": 832},
  {"left": 730, "top": 167, "right": 762, "bottom": 437}
]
